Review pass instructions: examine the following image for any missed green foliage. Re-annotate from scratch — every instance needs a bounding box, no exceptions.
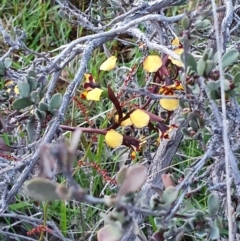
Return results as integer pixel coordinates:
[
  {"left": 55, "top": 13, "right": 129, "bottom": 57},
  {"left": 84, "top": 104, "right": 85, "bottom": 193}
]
[
  {"left": 0, "top": 61, "right": 6, "bottom": 76},
  {"left": 0, "top": 0, "right": 72, "bottom": 52},
  {"left": 35, "top": 108, "right": 47, "bottom": 121},
  {"left": 39, "top": 102, "right": 49, "bottom": 112},
  {"left": 27, "top": 76, "right": 38, "bottom": 91},
  {"left": 208, "top": 193, "right": 220, "bottom": 218},
  {"left": 17, "top": 81, "right": 30, "bottom": 98},
  {"left": 161, "top": 187, "right": 179, "bottom": 204},
  {"left": 12, "top": 97, "right": 33, "bottom": 110},
  {"left": 26, "top": 116, "right": 36, "bottom": 142},
  {"left": 25, "top": 178, "right": 65, "bottom": 201},
  {"left": 221, "top": 49, "right": 239, "bottom": 69},
  {"left": 97, "top": 224, "right": 123, "bottom": 241},
  {"left": 49, "top": 93, "right": 63, "bottom": 111},
  {"left": 4, "top": 57, "right": 12, "bottom": 69},
  {"left": 181, "top": 15, "right": 190, "bottom": 30},
  {"left": 197, "top": 58, "right": 206, "bottom": 76}
]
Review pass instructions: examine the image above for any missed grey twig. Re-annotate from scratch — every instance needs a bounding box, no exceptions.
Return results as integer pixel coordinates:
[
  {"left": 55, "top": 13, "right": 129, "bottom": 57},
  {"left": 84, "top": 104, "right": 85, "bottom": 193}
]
[{"left": 221, "top": 0, "right": 234, "bottom": 52}]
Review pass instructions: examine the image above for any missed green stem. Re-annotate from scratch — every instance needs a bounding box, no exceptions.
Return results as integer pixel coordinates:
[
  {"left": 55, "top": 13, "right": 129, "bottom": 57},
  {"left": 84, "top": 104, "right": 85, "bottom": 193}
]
[{"left": 38, "top": 201, "right": 48, "bottom": 241}]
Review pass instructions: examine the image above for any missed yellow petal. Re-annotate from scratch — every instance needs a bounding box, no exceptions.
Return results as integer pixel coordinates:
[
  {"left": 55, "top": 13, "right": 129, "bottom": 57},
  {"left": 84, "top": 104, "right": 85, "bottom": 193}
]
[
  {"left": 115, "top": 114, "right": 132, "bottom": 127},
  {"left": 121, "top": 118, "right": 132, "bottom": 127},
  {"left": 84, "top": 73, "right": 91, "bottom": 81},
  {"left": 160, "top": 98, "right": 179, "bottom": 111},
  {"left": 5, "top": 81, "right": 19, "bottom": 95},
  {"left": 84, "top": 73, "right": 95, "bottom": 83},
  {"left": 5, "top": 80, "right": 14, "bottom": 86},
  {"left": 105, "top": 129, "right": 123, "bottom": 148},
  {"left": 174, "top": 48, "right": 184, "bottom": 55},
  {"left": 143, "top": 55, "right": 162, "bottom": 72},
  {"left": 14, "top": 85, "right": 19, "bottom": 95},
  {"left": 100, "top": 56, "right": 117, "bottom": 71},
  {"left": 86, "top": 88, "right": 103, "bottom": 101},
  {"left": 172, "top": 37, "right": 180, "bottom": 46},
  {"left": 168, "top": 48, "right": 184, "bottom": 67},
  {"left": 170, "top": 59, "right": 184, "bottom": 67},
  {"left": 130, "top": 109, "right": 150, "bottom": 128}
]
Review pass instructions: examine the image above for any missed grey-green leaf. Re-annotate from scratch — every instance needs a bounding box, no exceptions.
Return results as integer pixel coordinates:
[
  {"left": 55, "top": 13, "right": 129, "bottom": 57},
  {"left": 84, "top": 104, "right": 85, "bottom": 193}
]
[
  {"left": 4, "top": 57, "right": 12, "bottom": 69},
  {"left": 209, "top": 90, "right": 220, "bottom": 100},
  {"left": 31, "top": 90, "right": 40, "bottom": 104},
  {"left": 28, "top": 70, "right": 37, "bottom": 78},
  {"left": 197, "top": 59, "right": 206, "bottom": 76},
  {"left": 207, "top": 80, "right": 220, "bottom": 91},
  {"left": 0, "top": 68, "right": 5, "bottom": 77},
  {"left": 214, "top": 215, "right": 223, "bottom": 229},
  {"left": 187, "top": 53, "right": 197, "bottom": 72},
  {"left": 12, "top": 98, "right": 33, "bottom": 110},
  {"left": 25, "top": 178, "right": 62, "bottom": 201},
  {"left": 209, "top": 226, "right": 220, "bottom": 240},
  {"left": 27, "top": 76, "right": 38, "bottom": 91},
  {"left": 181, "top": 16, "right": 190, "bottom": 30},
  {"left": 181, "top": 127, "right": 191, "bottom": 137},
  {"left": 49, "top": 93, "right": 63, "bottom": 111},
  {"left": 116, "top": 166, "right": 128, "bottom": 185},
  {"left": 97, "top": 224, "right": 123, "bottom": 241},
  {"left": 35, "top": 109, "right": 46, "bottom": 121},
  {"left": 117, "top": 165, "right": 147, "bottom": 198},
  {"left": 204, "top": 60, "right": 214, "bottom": 75},
  {"left": 189, "top": 120, "right": 199, "bottom": 132},
  {"left": 194, "top": 210, "right": 205, "bottom": 220},
  {"left": 27, "top": 116, "right": 36, "bottom": 142},
  {"left": 0, "top": 61, "right": 6, "bottom": 77},
  {"left": 188, "top": 83, "right": 200, "bottom": 95},
  {"left": 181, "top": 53, "right": 197, "bottom": 72},
  {"left": 50, "top": 109, "right": 59, "bottom": 117},
  {"left": 17, "top": 81, "right": 30, "bottom": 98},
  {"left": 234, "top": 72, "right": 240, "bottom": 86},
  {"left": 39, "top": 102, "right": 49, "bottom": 112},
  {"left": 161, "top": 186, "right": 178, "bottom": 204},
  {"left": 223, "top": 79, "right": 231, "bottom": 91},
  {"left": 208, "top": 193, "right": 219, "bottom": 217},
  {"left": 222, "top": 49, "right": 239, "bottom": 69}
]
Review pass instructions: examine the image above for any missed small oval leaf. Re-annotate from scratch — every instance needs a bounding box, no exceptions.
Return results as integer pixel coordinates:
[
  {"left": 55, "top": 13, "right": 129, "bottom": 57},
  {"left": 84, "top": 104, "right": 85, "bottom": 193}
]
[
  {"left": 27, "top": 116, "right": 36, "bottom": 142},
  {"left": 209, "top": 226, "right": 220, "bottom": 240},
  {"left": 208, "top": 193, "right": 220, "bottom": 217},
  {"left": 233, "top": 72, "right": 240, "bottom": 86},
  {"left": 161, "top": 186, "right": 179, "bottom": 204},
  {"left": 117, "top": 165, "right": 147, "bottom": 197},
  {"left": 12, "top": 98, "right": 33, "bottom": 110},
  {"left": 197, "top": 59, "right": 206, "bottom": 76},
  {"left": 49, "top": 93, "right": 62, "bottom": 111},
  {"left": 116, "top": 166, "right": 128, "bottom": 185},
  {"left": 39, "top": 102, "right": 49, "bottom": 112},
  {"left": 25, "top": 178, "right": 62, "bottom": 201},
  {"left": 4, "top": 57, "right": 12, "bottom": 69},
  {"left": 222, "top": 48, "right": 239, "bottom": 69},
  {"left": 97, "top": 224, "right": 122, "bottom": 241},
  {"left": 35, "top": 109, "right": 46, "bottom": 121},
  {"left": 17, "top": 81, "right": 30, "bottom": 98}
]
